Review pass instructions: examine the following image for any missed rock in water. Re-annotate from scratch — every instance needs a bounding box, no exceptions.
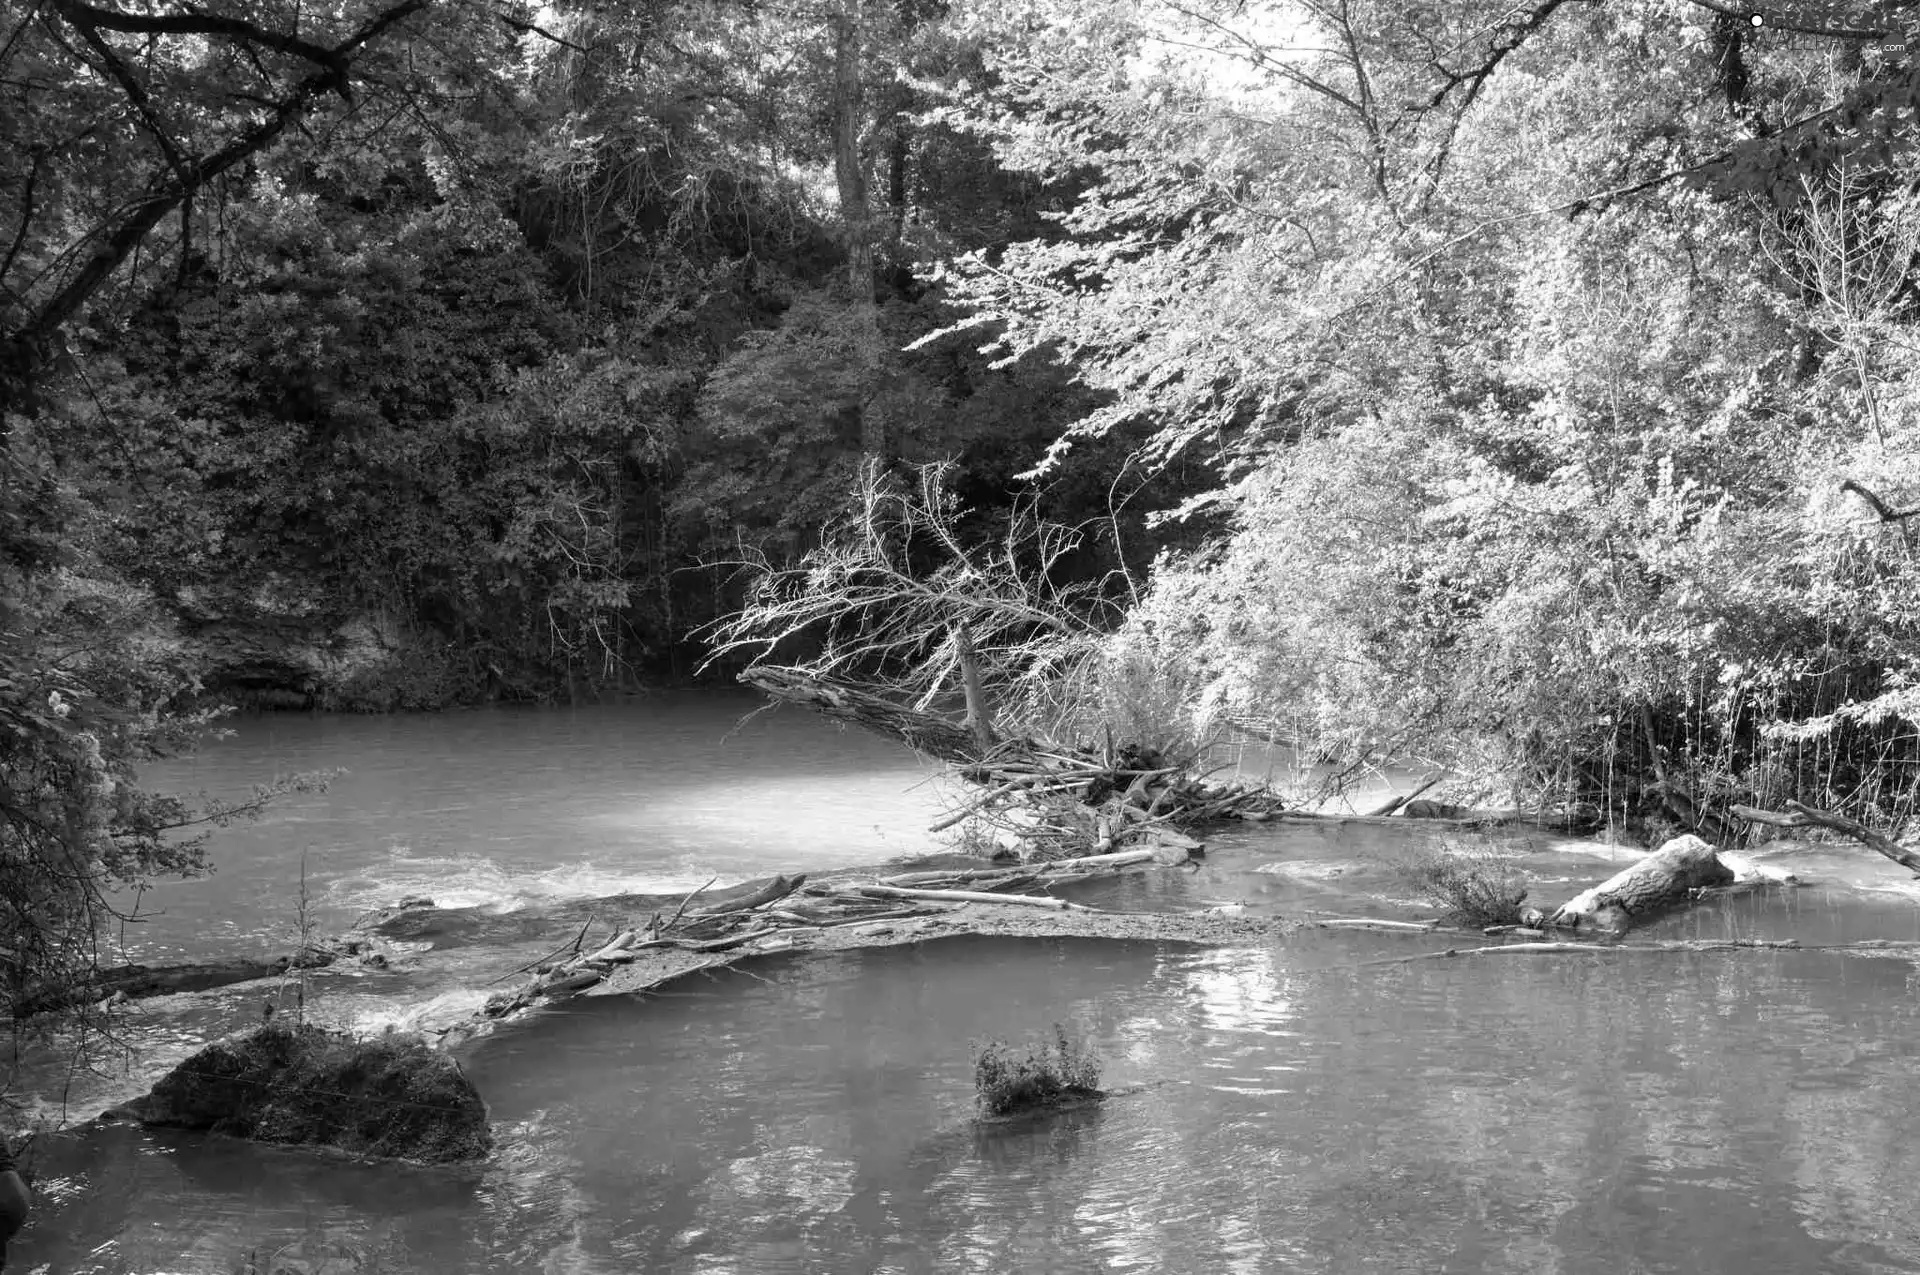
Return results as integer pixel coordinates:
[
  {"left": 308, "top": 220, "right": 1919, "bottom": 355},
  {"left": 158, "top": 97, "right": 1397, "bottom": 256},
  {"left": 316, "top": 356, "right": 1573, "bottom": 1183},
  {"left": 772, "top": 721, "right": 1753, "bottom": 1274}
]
[{"left": 117, "top": 1024, "right": 491, "bottom": 1162}]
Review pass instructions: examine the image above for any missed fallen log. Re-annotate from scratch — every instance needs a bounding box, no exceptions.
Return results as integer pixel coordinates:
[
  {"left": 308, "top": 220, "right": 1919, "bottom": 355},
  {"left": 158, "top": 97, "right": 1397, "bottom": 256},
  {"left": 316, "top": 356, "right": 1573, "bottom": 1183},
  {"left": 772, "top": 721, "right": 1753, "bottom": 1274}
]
[
  {"left": 1368, "top": 773, "right": 1444, "bottom": 818},
  {"left": 15, "top": 946, "right": 353, "bottom": 1018},
  {"left": 741, "top": 667, "right": 982, "bottom": 763},
  {"left": 1036, "top": 848, "right": 1160, "bottom": 872},
  {"left": 1360, "top": 935, "right": 1911, "bottom": 969},
  {"left": 880, "top": 866, "right": 1037, "bottom": 887},
  {"left": 850, "top": 884, "right": 1091, "bottom": 911},
  {"left": 1524, "top": 834, "right": 1733, "bottom": 935},
  {"left": 1310, "top": 918, "right": 1443, "bottom": 932},
  {"left": 690, "top": 873, "right": 805, "bottom": 915},
  {"left": 1731, "top": 801, "right": 1920, "bottom": 876}
]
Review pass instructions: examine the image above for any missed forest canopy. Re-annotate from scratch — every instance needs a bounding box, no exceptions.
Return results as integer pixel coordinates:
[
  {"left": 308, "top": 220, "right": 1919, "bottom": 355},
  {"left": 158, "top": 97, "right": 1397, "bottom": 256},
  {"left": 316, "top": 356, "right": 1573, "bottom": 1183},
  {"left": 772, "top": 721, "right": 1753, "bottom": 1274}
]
[{"left": 6, "top": 0, "right": 1920, "bottom": 1038}]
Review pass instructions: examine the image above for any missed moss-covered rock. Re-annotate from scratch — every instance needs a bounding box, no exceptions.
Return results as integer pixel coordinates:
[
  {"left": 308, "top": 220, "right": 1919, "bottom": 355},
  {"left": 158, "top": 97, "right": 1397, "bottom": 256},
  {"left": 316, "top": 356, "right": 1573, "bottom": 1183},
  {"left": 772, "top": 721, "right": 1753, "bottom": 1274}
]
[{"left": 119, "top": 1025, "right": 491, "bottom": 1162}]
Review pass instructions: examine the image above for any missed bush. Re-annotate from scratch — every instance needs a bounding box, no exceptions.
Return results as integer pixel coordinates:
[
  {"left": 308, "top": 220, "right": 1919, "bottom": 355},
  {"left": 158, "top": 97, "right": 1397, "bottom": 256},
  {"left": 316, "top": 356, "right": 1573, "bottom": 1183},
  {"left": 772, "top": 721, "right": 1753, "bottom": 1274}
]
[
  {"left": 972, "top": 1023, "right": 1103, "bottom": 1118},
  {"left": 1400, "top": 839, "right": 1529, "bottom": 928}
]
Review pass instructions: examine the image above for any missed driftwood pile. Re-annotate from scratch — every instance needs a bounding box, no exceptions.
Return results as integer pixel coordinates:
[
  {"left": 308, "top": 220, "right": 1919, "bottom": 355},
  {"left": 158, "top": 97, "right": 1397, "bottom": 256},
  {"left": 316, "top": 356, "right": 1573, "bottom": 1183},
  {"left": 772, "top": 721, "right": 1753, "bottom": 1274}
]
[
  {"left": 466, "top": 847, "right": 1187, "bottom": 1030},
  {"left": 940, "top": 739, "right": 1286, "bottom": 862}
]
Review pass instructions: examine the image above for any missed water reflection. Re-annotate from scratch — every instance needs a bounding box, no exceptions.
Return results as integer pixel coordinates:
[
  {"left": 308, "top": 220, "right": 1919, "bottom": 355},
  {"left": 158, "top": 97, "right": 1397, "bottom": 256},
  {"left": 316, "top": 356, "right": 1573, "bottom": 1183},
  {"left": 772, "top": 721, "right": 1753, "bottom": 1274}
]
[{"left": 19, "top": 906, "right": 1920, "bottom": 1271}]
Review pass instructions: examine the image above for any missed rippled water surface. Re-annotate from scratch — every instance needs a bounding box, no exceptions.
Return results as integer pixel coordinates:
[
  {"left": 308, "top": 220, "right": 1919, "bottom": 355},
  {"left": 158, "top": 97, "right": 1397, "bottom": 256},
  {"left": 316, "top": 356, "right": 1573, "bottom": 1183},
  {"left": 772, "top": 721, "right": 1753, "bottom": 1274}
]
[{"left": 12, "top": 700, "right": 1920, "bottom": 1273}]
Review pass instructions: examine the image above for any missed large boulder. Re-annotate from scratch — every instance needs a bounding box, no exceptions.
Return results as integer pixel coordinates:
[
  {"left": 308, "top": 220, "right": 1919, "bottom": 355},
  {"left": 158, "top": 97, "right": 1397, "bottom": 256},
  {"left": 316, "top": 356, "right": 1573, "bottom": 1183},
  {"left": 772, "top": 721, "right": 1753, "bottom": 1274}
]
[{"left": 117, "top": 1025, "right": 491, "bottom": 1162}]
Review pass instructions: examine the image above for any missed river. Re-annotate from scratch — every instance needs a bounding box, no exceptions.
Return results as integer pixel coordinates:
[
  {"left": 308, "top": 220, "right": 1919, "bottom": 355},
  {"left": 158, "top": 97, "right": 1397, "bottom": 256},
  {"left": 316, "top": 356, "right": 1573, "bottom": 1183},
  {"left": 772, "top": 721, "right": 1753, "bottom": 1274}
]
[{"left": 9, "top": 696, "right": 1920, "bottom": 1273}]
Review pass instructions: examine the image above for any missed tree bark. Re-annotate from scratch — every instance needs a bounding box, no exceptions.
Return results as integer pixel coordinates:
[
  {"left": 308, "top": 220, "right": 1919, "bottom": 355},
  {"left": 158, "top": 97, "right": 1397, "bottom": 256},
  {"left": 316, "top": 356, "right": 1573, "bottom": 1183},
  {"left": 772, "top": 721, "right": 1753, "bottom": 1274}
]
[{"left": 953, "top": 624, "right": 996, "bottom": 752}]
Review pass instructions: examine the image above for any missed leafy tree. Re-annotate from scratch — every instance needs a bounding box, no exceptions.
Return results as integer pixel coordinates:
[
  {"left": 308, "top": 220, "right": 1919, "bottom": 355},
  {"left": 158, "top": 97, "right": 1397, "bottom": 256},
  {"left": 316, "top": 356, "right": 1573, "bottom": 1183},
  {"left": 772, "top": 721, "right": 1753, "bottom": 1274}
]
[{"left": 910, "top": 0, "right": 1920, "bottom": 823}]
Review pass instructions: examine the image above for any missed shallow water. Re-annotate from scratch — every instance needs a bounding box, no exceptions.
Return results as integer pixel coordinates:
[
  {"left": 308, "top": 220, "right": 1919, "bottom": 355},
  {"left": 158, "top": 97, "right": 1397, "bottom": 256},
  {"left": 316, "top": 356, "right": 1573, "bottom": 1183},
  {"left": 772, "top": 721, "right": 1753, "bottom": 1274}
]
[
  {"left": 21, "top": 930, "right": 1920, "bottom": 1273},
  {"left": 120, "top": 692, "right": 948, "bottom": 961},
  {"left": 13, "top": 700, "right": 1920, "bottom": 1273}
]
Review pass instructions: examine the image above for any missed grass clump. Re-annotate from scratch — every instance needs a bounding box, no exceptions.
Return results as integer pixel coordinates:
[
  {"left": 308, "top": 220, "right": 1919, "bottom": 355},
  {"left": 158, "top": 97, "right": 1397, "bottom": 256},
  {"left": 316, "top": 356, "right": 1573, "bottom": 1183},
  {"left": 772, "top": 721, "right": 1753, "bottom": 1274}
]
[
  {"left": 1401, "top": 839, "right": 1529, "bottom": 928},
  {"left": 972, "top": 1023, "right": 1103, "bottom": 1118}
]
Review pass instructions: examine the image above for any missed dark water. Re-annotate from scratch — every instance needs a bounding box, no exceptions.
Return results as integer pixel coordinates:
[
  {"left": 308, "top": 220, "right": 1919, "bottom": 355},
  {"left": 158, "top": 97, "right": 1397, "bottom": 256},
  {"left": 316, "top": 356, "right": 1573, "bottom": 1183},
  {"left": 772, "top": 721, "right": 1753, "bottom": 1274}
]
[{"left": 12, "top": 701, "right": 1920, "bottom": 1273}]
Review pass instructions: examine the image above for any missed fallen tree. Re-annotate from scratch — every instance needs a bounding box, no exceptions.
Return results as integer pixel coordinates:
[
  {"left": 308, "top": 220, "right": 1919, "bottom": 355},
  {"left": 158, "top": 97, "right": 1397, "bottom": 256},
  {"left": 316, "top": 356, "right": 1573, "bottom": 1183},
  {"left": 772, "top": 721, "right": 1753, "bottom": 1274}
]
[
  {"left": 745, "top": 666, "right": 1284, "bottom": 861},
  {"left": 12, "top": 937, "right": 390, "bottom": 1018},
  {"left": 1523, "top": 834, "right": 1735, "bottom": 935},
  {"left": 712, "top": 465, "right": 1286, "bottom": 863},
  {"left": 1731, "top": 800, "right": 1920, "bottom": 876},
  {"left": 444, "top": 848, "right": 1201, "bottom": 1042},
  {"left": 1360, "top": 936, "right": 1920, "bottom": 968},
  {"left": 742, "top": 668, "right": 981, "bottom": 765}
]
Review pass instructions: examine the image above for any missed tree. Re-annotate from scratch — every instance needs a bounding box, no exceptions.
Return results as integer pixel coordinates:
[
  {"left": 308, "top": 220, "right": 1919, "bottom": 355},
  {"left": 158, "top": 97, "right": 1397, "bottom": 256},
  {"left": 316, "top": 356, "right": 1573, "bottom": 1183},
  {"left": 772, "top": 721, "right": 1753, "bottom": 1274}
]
[
  {"left": 903, "top": 0, "right": 1920, "bottom": 820},
  {"left": 0, "top": 0, "right": 455, "bottom": 415}
]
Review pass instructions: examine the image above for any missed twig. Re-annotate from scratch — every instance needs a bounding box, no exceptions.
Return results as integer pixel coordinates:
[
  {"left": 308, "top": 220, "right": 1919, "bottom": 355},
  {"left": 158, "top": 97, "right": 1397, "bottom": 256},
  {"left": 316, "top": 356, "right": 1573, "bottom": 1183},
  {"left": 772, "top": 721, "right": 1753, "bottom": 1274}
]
[
  {"left": 1310, "top": 918, "right": 1443, "bottom": 932},
  {"left": 659, "top": 877, "right": 719, "bottom": 933},
  {"left": 488, "top": 928, "right": 597, "bottom": 987},
  {"left": 929, "top": 780, "right": 1025, "bottom": 833}
]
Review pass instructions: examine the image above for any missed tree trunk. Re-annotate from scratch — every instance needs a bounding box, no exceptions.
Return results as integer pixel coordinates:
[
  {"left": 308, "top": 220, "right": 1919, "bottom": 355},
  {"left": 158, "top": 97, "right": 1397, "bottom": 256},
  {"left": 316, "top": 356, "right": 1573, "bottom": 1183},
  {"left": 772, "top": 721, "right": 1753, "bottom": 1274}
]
[
  {"left": 831, "top": 0, "right": 887, "bottom": 463},
  {"left": 1528, "top": 834, "right": 1733, "bottom": 935},
  {"left": 953, "top": 624, "right": 996, "bottom": 751},
  {"left": 741, "top": 667, "right": 982, "bottom": 762},
  {"left": 831, "top": 0, "right": 871, "bottom": 297},
  {"left": 888, "top": 113, "right": 910, "bottom": 248},
  {"left": 1732, "top": 800, "right": 1920, "bottom": 875},
  {"left": 16, "top": 951, "right": 341, "bottom": 1017}
]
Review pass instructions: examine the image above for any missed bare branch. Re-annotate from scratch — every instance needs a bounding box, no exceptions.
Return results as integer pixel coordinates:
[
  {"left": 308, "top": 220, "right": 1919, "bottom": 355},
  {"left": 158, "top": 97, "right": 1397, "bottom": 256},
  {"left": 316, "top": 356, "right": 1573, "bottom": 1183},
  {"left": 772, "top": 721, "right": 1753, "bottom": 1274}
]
[{"left": 47, "top": 0, "right": 348, "bottom": 72}]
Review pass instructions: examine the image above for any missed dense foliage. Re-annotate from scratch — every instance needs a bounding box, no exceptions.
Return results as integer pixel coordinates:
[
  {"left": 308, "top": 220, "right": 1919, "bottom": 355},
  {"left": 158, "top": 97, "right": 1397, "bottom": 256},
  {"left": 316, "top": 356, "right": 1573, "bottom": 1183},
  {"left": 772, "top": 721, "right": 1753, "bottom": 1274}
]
[{"left": 920, "top": 0, "right": 1920, "bottom": 827}]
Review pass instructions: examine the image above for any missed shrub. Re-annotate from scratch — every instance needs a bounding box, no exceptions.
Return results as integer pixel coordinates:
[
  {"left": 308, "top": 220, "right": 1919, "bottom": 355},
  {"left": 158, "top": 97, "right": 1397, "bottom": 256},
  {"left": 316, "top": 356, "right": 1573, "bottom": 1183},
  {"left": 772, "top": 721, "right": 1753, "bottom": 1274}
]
[
  {"left": 1400, "top": 839, "right": 1529, "bottom": 928},
  {"left": 972, "top": 1023, "right": 1103, "bottom": 1117}
]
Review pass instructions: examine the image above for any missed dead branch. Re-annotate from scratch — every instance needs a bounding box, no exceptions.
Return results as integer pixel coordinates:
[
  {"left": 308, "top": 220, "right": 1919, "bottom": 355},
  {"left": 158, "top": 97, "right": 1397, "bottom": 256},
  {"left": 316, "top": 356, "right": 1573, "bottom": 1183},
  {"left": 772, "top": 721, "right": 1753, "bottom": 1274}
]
[
  {"left": 1731, "top": 800, "right": 1920, "bottom": 876},
  {"left": 1367, "top": 772, "right": 1444, "bottom": 817},
  {"left": 1841, "top": 480, "right": 1920, "bottom": 523},
  {"left": 849, "top": 884, "right": 1092, "bottom": 911}
]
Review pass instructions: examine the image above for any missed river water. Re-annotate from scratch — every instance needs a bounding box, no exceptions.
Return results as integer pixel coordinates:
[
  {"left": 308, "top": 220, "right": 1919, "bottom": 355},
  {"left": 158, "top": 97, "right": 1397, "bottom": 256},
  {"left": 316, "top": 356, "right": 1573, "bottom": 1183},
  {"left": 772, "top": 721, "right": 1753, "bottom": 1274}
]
[{"left": 10, "top": 696, "right": 1920, "bottom": 1273}]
